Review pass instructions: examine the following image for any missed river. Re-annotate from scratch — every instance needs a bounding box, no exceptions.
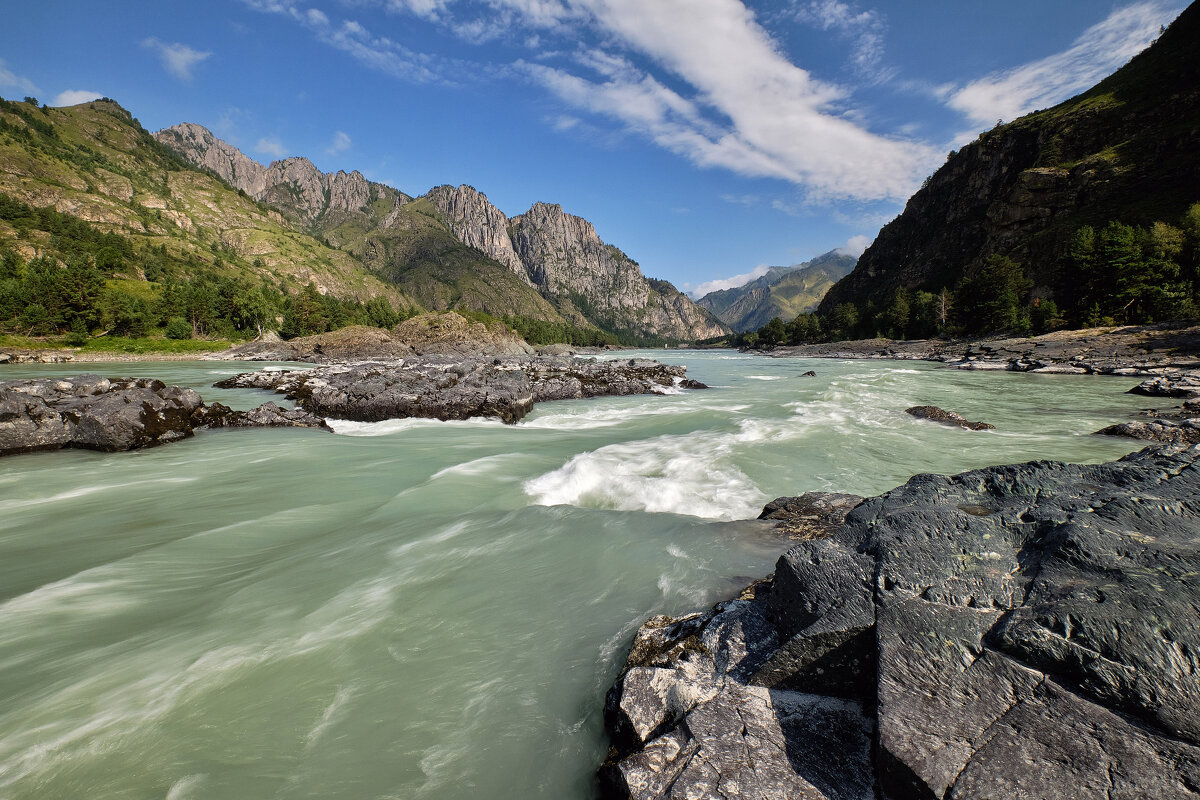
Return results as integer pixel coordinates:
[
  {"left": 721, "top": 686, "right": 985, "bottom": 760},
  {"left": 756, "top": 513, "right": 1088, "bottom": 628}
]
[{"left": 0, "top": 350, "right": 1162, "bottom": 798}]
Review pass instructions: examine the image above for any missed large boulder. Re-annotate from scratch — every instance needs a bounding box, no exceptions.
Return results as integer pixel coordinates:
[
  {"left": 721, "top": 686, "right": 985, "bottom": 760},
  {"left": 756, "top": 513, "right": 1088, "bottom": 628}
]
[{"left": 602, "top": 445, "right": 1200, "bottom": 799}]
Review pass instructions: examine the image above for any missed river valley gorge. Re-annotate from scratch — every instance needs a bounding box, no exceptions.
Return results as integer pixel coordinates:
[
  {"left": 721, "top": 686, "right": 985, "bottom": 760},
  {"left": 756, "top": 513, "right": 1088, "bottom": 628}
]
[{"left": 0, "top": 350, "right": 1171, "bottom": 799}]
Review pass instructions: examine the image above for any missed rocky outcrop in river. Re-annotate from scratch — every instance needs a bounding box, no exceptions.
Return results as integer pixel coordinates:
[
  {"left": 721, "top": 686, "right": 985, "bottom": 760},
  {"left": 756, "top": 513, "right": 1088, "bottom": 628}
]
[
  {"left": 601, "top": 445, "right": 1200, "bottom": 799},
  {"left": 0, "top": 375, "right": 328, "bottom": 457},
  {"left": 215, "top": 356, "right": 704, "bottom": 424},
  {"left": 905, "top": 405, "right": 995, "bottom": 431}
]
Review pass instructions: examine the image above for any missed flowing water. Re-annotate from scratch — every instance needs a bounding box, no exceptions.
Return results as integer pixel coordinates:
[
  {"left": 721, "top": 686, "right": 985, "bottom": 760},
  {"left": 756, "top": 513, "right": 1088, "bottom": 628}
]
[{"left": 0, "top": 351, "right": 1169, "bottom": 799}]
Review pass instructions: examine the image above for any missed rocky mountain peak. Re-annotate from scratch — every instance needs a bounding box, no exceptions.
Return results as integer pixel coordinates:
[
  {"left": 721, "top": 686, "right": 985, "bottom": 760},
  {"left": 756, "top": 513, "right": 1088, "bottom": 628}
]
[
  {"left": 425, "top": 184, "right": 529, "bottom": 281},
  {"left": 155, "top": 122, "right": 268, "bottom": 198}
]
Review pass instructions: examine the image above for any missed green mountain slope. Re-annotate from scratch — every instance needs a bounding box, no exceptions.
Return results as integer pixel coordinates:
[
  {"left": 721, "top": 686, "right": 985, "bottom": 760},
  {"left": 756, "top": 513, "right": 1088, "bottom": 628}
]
[
  {"left": 697, "top": 251, "right": 856, "bottom": 332},
  {"left": 0, "top": 97, "right": 416, "bottom": 312},
  {"left": 819, "top": 2, "right": 1200, "bottom": 329}
]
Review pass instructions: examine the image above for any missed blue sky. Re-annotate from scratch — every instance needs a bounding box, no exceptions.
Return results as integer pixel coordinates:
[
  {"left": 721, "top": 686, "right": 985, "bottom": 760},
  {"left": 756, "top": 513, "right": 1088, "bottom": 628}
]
[{"left": 0, "top": 0, "right": 1186, "bottom": 296}]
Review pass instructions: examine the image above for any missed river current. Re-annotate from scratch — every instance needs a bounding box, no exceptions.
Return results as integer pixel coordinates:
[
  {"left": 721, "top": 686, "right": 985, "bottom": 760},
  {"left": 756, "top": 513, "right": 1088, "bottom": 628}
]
[{"left": 0, "top": 350, "right": 1164, "bottom": 798}]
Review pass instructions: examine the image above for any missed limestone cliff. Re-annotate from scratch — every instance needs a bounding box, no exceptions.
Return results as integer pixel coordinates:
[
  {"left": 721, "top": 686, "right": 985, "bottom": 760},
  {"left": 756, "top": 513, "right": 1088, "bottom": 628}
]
[
  {"left": 508, "top": 203, "right": 726, "bottom": 339},
  {"left": 425, "top": 185, "right": 529, "bottom": 281},
  {"left": 820, "top": 3, "right": 1200, "bottom": 315},
  {"left": 155, "top": 125, "right": 400, "bottom": 225},
  {"left": 155, "top": 122, "right": 269, "bottom": 197},
  {"left": 427, "top": 190, "right": 728, "bottom": 340}
]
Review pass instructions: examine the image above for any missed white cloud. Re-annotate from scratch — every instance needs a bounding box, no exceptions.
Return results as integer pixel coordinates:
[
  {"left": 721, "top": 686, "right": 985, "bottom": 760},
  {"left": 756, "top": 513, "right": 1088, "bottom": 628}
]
[
  {"left": 142, "top": 38, "right": 212, "bottom": 81},
  {"left": 690, "top": 265, "right": 773, "bottom": 298},
  {"left": 51, "top": 90, "right": 102, "bottom": 107},
  {"left": 521, "top": 0, "right": 938, "bottom": 202},
  {"left": 793, "top": 0, "right": 892, "bottom": 82},
  {"left": 326, "top": 130, "right": 352, "bottom": 154},
  {"left": 242, "top": 1, "right": 447, "bottom": 83},
  {"left": 836, "top": 233, "right": 871, "bottom": 257},
  {"left": 0, "top": 59, "right": 40, "bottom": 95},
  {"left": 946, "top": 1, "right": 1184, "bottom": 129},
  {"left": 242, "top": 0, "right": 940, "bottom": 202},
  {"left": 255, "top": 137, "right": 287, "bottom": 157}
]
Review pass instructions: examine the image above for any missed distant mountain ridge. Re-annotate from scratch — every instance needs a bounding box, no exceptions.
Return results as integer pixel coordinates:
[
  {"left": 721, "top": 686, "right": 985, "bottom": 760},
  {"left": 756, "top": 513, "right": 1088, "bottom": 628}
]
[
  {"left": 696, "top": 250, "right": 856, "bottom": 332},
  {"left": 155, "top": 124, "right": 726, "bottom": 341}
]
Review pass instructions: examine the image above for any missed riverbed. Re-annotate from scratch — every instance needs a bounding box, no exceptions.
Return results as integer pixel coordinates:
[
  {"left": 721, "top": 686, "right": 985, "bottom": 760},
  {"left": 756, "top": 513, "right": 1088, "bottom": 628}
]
[{"left": 0, "top": 351, "right": 1166, "bottom": 799}]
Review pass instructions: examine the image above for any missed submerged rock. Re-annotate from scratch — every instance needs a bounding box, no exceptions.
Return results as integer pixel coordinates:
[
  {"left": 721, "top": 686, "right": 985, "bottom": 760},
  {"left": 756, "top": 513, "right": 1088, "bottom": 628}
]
[
  {"left": 905, "top": 405, "right": 995, "bottom": 430},
  {"left": 0, "top": 375, "right": 327, "bottom": 457},
  {"left": 214, "top": 356, "right": 700, "bottom": 424},
  {"left": 601, "top": 445, "right": 1200, "bottom": 799}
]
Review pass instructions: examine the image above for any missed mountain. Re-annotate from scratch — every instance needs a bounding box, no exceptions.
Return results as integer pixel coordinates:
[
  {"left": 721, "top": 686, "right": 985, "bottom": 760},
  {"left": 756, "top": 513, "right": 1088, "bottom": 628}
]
[
  {"left": 696, "top": 251, "right": 856, "bottom": 332},
  {"left": 0, "top": 98, "right": 416, "bottom": 311},
  {"left": 156, "top": 126, "right": 726, "bottom": 342},
  {"left": 154, "top": 123, "right": 564, "bottom": 327},
  {"left": 819, "top": 2, "right": 1200, "bottom": 321}
]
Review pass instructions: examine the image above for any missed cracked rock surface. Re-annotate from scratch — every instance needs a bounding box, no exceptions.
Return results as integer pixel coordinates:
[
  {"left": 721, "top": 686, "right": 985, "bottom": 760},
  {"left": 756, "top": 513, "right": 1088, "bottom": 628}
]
[
  {"left": 214, "top": 356, "right": 702, "bottom": 424},
  {"left": 601, "top": 446, "right": 1200, "bottom": 799},
  {"left": 0, "top": 375, "right": 328, "bottom": 457}
]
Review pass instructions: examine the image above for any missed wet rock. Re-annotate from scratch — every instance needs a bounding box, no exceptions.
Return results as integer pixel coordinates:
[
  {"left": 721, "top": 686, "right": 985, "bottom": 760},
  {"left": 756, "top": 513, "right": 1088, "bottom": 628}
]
[
  {"left": 214, "top": 355, "right": 700, "bottom": 424},
  {"left": 757, "top": 492, "right": 862, "bottom": 539},
  {"left": 1128, "top": 374, "right": 1200, "bottom": 398},
  {"left": 0, "top": 376, "right": 329, "bottom": 457},
  {"left": 1095, "top": 418, "right": 1200, "bottom": 445},
  {"left": 801, "top": 370, "right": 817, "bottom": 377},
  {"left": 602, "top": 445, "right": 1200, "bottom": 799},
  {"left": 0, "top": 376, "right": 202, "bottom": 455},
  {"left": 193, "top": 401, "right": 330, "bottom": 430},
  {"left": 905, "top": 405, "right": 995, "bottom": 430}
]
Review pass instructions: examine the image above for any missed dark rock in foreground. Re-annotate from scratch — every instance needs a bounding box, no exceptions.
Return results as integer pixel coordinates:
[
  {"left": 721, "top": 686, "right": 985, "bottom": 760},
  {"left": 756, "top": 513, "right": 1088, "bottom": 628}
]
[
  {"left": 757, "top": 491, "right": 862, "bottom": 539},
  {"left": 905, "top": 405, "right": 995, "bottom": 430},
  {"left": 0, "top": 375, "right": 327, "bottom": 457},
  {"left": 214, "top": 356, "right": 700, "bottom": 424},
  {"left": 601, "top": 445, "right": 1200, "bottom": 799}
]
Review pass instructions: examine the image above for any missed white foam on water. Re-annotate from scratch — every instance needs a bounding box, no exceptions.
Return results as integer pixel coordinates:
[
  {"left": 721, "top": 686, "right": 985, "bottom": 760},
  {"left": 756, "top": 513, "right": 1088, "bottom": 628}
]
[
  {"left": 745, "top": 375, "right": 783, "bottom": 381},
  {"left": 0, "top": 576, "right": 135, "bottom": 625},
  {"left": 305, "top": 685, "right": 356, "bottom": 748},
  {"left": 165, "top": 774, "right": 207, "bottom": 800},
  {"left": 523, "top": 431, "right": 767, "bottom": 521},
  {"left": 388, "top": 521, "right": 472, "bottom": 560},
  {"left": 0, "top": 477, "right": 197, "bottom": 511},
  {"left": 328, "top": 417, "right": 504, "bottom": 436},
  {"left": 430, "top": 454, "right": 524, "bottom": 481}
]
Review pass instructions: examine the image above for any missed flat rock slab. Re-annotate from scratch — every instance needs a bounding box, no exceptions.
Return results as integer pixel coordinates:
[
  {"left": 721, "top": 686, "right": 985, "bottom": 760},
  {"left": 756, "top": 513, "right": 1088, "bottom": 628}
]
[
  {"left": 214, "top": 356, "right": 702, "bottom": 424},
  {"left": 0, "top": 375, "right": 327, "bottom": 457},
  {"left": 602, "top": 445, "right": 1200, "bottom": 800}
]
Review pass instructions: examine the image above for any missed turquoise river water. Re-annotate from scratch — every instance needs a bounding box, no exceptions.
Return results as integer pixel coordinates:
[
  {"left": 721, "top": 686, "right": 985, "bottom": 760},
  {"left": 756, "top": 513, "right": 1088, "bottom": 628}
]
[{"left": 0, "top": 350, "right": 1171, "bottom": 799}]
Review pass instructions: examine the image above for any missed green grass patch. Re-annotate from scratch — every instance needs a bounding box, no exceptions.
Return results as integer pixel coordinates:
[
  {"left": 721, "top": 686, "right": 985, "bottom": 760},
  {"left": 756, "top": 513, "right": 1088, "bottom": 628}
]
[
  {"left": 79, "top": 336, "right": 232, "bottom": 354},
  {"left": 0, "top": 334, "right": 70, "bottom": 349}
]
